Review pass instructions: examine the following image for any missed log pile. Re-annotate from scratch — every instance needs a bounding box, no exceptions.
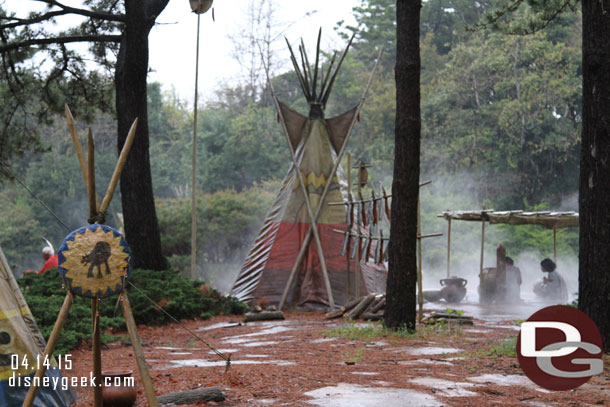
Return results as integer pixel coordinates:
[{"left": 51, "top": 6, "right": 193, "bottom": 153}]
[{"left": 325, "top": 294, "right": 386, "bottom": 321}]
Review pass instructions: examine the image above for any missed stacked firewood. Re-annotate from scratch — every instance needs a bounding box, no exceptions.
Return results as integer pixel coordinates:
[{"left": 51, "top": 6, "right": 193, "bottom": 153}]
[{"left": 324, "top": 293, "right": 386, "bottom": 321}]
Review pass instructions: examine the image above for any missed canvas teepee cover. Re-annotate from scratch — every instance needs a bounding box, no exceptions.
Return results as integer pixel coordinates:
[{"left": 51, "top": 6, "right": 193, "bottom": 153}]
[
  {"left": 0, "top": 245, "right": 74, "bottom": 407},
  {"left": 231, "top": 33, "right": 387, "bottom": 308}
]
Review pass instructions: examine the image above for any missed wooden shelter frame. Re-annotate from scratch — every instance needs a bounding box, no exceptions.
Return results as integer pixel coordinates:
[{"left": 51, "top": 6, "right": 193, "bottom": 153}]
[
  {"left": 24, "top": 106, "right": 159, "bottom": 407},
  {"left": 438, "top": 209, "right": 579, "bottom": 277}
]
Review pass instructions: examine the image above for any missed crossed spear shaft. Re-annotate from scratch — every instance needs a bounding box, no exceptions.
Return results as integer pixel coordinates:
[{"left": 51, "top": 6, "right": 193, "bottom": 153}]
[{"left": 23, "top": 107, "right": 159, "bottom": 407}]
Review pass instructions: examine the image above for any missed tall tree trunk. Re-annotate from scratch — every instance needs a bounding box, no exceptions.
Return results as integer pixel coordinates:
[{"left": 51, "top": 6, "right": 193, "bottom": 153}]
[
  {"left": 579, "top": 0, "right": 610, "bottom": 348},
  {"left": 114, "top": 0, "right": 168, "bottom": 270},
  {"left": 384, "top": 0, "right": 420, "bottom": 330}
]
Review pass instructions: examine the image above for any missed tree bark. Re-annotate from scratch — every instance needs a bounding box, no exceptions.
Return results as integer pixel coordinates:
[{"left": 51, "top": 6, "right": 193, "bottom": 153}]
[
  {"left": 384, "top": 0, "right": 420, "bottom": 331},
  {"left": 579, "top": 0, "right": 610, "bottom": 348},
  {"left": 115, "top": 0, "right": 169, "bottom": 270}
]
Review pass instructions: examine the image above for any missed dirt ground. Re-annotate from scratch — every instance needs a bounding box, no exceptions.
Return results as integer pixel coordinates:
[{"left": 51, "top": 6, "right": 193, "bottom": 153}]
[{"left": 63, "top": 310, "right": 609, "bottom": 407}]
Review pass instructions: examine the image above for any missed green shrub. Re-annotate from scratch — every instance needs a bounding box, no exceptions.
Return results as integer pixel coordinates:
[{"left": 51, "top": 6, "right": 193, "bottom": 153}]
[{"left": 18, "top": 268, "right": 249, "bottom": 355}]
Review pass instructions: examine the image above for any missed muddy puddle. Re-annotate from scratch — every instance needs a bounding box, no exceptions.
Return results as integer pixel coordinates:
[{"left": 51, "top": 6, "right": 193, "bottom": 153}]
[
  {"left": 304, "top": 383, "right": 444, "bottom": 407},
  {"left": 154, "top": 358, "right": 296, "bottom": 369},
  {"left": 468, "top": 373, "right": 551, "bottom": 393},
  {"left": 410, "top": 377, "right": 478, "bottom": 397},
  {"left": 424, "top": 291, "right": 562, "bottom": 322},
  {"left": 393, "top": 346, "right": 462, "bottom": 355}
]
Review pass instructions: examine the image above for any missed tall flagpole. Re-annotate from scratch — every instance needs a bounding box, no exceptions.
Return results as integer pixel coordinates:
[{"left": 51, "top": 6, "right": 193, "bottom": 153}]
[{"left": 191, "top": 12, "right": 202, "bottom": 280}]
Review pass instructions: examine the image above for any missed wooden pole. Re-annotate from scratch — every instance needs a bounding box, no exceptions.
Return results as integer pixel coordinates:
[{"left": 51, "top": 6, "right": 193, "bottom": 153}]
[
  {"left": 553, "top": 225, "right": 557, "bottom": 263},
  {"left": 417, "top": 197, "right": 423, "bottom": 323},
  {"left": 92, "top": 298, "right": 102, "bottom": 407},
  {"left": 191, "top": 13, "right": 201, "bottom": 281},
  {"left": 480, "top": 205, "right": 486, "bottom": 275},
  {"left": 355, "top": 180, "right": 361, "bottom": 298},
  {"left": 87, "top": 129, "right": 97, "bottom": 217},
  {"left": 120, "top": 292, "right": 159, "bottom": 407},
  {"left": 100, "top": 118, "right": 138, "bottom": 213},
  {"left": 446, "top": 218, "right": 451, "bottom": 278},
  {"left": 65, "top": 105, "right": 89, "bottom": 189},
  {"left": 273, "top": 112, "right": 334, "bottom": 310},
  {"left": 346, "top": 152, "right": 351, "bottom": 302},
  {"left": 23, "top": 293, "right": 73, "bottom": 407},
  {"left": 66, "top": 105, "right": 100, "bottom": 210}
]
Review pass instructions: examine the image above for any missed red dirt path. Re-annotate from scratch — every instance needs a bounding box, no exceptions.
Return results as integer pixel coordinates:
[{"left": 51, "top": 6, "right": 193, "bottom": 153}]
[{"left": 63, "top": 312, "right": 609, "bottom": 406}]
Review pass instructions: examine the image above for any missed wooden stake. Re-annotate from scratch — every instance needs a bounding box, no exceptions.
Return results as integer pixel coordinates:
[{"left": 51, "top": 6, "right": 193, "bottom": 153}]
[
  {"left": 417, "top": 198, "right": 423, "bottom": 323},
  {"left": 65, "top": 105, "right": 89, "bottom": 189},
  {"left": 446, "top": 218, "right": 452, "bottom": 278},
  {"left": 66, "top": 105, "right": 100, "bottom": 210},
  {"left": 346, "top": 152, "right": 351, "bottom": 302},
  {"left": 100, "top": 118, "right": 138, "bottom": 213},
  {"left": 496, "top": 243, "right": 507, "bottom": 301},
  {"left": 23, "top": 292, "right": 73, "bottom": 407},
  {"left": 355, "top": 177, "right": 361, "bottom": 299},
  {"left": 87, "top": 129, "right": 97, "bottom": 218},
  {"left": 553, "top": 225, "right": 557, "bottom": 263},
  {"left": 92, "top": 298, "right": 102, "bottom": 407},
  {"left": 120, "top": 291, "right": 159, "bottom": 407},
  {"left": 480, "top": 204, "right": 486, "bottom": 275}
]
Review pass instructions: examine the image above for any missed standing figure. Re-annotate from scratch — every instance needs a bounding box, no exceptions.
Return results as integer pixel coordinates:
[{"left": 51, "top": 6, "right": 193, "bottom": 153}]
[
  {"left": 39, "top": 246, "right": 58, "bottom": 274},
  {"left": 504, "top": 256, "right": 522, "bottom": 303},
  {"left": 533, "top": 258, "right": 568, "bottom": 302}
]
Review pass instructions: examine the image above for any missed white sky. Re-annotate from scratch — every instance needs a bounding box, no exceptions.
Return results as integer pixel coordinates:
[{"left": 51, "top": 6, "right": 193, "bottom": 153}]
[
  {"left": 4, "top": 0, "right": 359, "bottom": 104},
  {"left": 150, "top": 0, "right": 359, "bottom": 103}
]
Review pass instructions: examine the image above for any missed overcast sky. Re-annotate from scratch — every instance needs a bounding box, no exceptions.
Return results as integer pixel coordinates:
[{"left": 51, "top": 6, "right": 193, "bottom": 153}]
[
  {"left": 3, "top": 0, "right": 359, "bottom": 103},
  {"left": 149, "top": 0, "right": 359, "bottom": 103}
]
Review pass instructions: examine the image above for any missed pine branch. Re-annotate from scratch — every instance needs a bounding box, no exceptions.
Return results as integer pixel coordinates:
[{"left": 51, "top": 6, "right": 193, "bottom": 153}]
[
  {"left": 29, "top": 0, "right": 125, "bottom": 22},
  {"left": 0, "top": 35, "right": 122, "bottom": 53}
]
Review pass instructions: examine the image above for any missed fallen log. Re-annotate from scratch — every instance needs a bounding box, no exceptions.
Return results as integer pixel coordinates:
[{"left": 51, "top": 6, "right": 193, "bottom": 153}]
[
  {"left": 361, "top": 312, "right": 383, "bottom": 321},
  {"left": 324, "top": 309, "right": 345, "bottom": 320},
  {"left": 422, "top": 312, "right": 474, "bottom": 326},
  {"left": 244, "top": 311, "right": 285, "bottom": 322},
  {"left": 157, "top": 386, "right": 225, "bottom": 405},
  {"left": 369, "top": 297, "right": 386, "bottom": 314},
  {"left": 428, "top": 312, "right": 473, "bottom": 320},
  {"left": 364, "top": 295, "right": 382, "bottom": 314},
  {"left": 346, "top": 294, "right": 375, "bottom": 320},
  {"left": 324, "top": 296, "right": 365, "bottom": 319},
  {"left": 344, "top": 296, "right": 365, "bottom": 312}
]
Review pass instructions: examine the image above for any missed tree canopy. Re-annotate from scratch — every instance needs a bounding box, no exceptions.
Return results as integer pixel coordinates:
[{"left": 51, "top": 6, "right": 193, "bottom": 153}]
[{"left": 1, "top": 0, "right": 170, "bottom": 270}]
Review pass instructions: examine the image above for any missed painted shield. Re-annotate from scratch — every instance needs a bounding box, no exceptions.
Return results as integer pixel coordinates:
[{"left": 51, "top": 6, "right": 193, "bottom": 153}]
[{"left": 58, "top": 224, "right": 132, "bottom": 298}]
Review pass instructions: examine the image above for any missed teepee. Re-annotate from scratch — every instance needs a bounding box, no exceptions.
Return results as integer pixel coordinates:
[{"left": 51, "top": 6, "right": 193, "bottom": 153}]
[
  {"left": 0, "top": 245, "right": 74, "bottom": 407},
  {"left": 230, "top": 31, "right": 386, "bottom": 309}
]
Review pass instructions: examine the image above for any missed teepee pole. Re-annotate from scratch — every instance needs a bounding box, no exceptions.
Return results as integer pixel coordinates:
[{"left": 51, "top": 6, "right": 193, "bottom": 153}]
[
  {"left": 23, "top": 293, "right": 74, "bottom": 407},
  {"left": 259, "top": 41, "right": 341, "bottom": 310},
  {"left": 272, "top": 95, "right": 334, "bottom": 310},
  {"left": 279, "top": 47, "right": 383, "bottom": 309}
]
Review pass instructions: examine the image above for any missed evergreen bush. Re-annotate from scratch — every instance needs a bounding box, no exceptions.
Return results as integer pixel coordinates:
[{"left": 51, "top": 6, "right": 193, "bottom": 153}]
[{"left": 18, "top": 268, "right": 249, "bottom": 354}]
